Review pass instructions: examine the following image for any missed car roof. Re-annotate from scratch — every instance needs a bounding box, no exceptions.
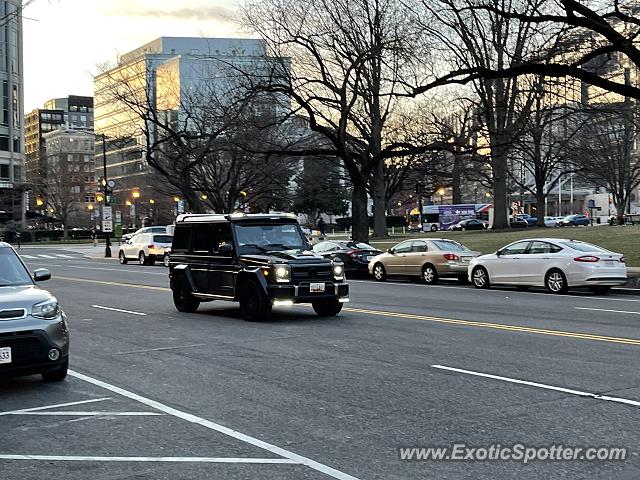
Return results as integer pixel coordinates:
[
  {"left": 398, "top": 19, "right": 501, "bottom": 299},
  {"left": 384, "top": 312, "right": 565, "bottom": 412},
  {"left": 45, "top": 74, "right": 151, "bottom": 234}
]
[
  {"left": 508, "top": 238, "right": 586, "bottom": 243},
  {"left": 0, "top": 242, "right": 11, "bottom": 248},
  {"left": 176, "top": 213, "right": 297, "bottom": 223}
]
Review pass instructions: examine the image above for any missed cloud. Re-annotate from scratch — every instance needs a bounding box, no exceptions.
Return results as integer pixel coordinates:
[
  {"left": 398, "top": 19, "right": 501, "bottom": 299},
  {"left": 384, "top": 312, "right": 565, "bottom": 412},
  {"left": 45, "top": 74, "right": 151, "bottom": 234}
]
[{"left": 111, "top": 6, "right": 237, "bottom": 22}]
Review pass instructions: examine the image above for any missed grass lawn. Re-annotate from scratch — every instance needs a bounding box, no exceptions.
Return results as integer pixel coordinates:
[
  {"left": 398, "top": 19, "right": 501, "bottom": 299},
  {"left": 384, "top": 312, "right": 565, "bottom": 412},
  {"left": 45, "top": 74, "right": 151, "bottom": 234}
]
[{"left": 368, "top": 225, "right": 640, "bottom": 267}]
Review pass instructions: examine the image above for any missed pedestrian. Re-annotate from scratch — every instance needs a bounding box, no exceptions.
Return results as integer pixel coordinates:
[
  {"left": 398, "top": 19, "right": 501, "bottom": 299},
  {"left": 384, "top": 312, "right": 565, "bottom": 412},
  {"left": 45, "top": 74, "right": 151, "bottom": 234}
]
[
  {"left": 15, "top": 232, "right": 20, "bottom": 249},
  {"left": 91, "top": 228, "right": 97, "bottom": 247},
  {"left": 317, "top": 217, "right": 326, "bottom": 237}
]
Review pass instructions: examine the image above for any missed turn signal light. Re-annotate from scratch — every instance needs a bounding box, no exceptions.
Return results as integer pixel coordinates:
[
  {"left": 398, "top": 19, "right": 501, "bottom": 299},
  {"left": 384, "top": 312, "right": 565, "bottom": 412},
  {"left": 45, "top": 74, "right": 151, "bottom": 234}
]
[
  {"left": 443, "top": 253, "right": 460, "bottom": 261},
  {"left": 574, "top": 256, "right": 599, "bottom": 262}
]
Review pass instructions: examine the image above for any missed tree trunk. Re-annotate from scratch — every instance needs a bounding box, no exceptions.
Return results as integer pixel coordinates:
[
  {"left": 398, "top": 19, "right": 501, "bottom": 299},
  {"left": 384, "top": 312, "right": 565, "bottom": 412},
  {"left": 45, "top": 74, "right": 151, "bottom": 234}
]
[
  {"left": 491, "top": 144, "right": 509, "bottom": 229},
  {"left": 535, "top": 186, "right": 546, "bottom": 227},
  {"left": 371, "top": 160, "right": 387, "bottom": 238},
  {"left": 351, "top": 180, "right": 369, "bottom": 243},
  {"left": 452, "top": 153, "right": 463, "bottom": 204}
]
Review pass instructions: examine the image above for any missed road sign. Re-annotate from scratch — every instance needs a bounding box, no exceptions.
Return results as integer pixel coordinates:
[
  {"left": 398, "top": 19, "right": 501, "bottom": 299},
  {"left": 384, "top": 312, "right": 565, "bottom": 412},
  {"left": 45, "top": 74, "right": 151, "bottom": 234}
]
[
  {"left": 102, "top": 220, "right": 113, "bottom": 233},
  {"left": 102, "top": 206, "right": 113, "bottom": 221},
  {"left": 107, "top": 180, "right": 116, "bottom": 189},
  {"left": 115, "top": 211, "right": 122, "bottom": 225}
]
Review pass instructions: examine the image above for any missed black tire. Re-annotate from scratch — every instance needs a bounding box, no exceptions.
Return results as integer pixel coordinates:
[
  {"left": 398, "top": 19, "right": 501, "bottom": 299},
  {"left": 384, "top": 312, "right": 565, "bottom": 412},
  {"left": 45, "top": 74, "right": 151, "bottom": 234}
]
[
  {"left": 421, "top": 264, "right": 439, "bottom": 284},
  {"left": 119, "top": 251, "right": 128, "bottom": 264},
  {"left": 172, "top": 281, "right": 200, "bottom": 313},
  {"left": 42, "top": 358, "right": 68, "bottom": 382},
  {"left": 545, "top": 269, "right": 568, "bottom": 294},
  {"left": 472, "top": 266, "right": 490, "bottom": 289},
  {"left": 312, "top": 299, "right": 343, "bottom": 317},
  {"left": 239, "top": 281, "right": 272, "bottom": 321},
  {"left": 372, "top": 263, "right": 387, "bottom": 282},
  {"left": 591, "top": 286, "right": 611, "bottom": 295},
  {"left": 163, "top": 254, "right": 170, "bottom": 268},
  {"left": 147, "top": 258, "right": 156, "bottom": 266},
  {"left": 430, "top": 225, "right": 438, "bottom": 232},
  {"left": 139, "top": 251, "right": 147, "bottom": 265}
]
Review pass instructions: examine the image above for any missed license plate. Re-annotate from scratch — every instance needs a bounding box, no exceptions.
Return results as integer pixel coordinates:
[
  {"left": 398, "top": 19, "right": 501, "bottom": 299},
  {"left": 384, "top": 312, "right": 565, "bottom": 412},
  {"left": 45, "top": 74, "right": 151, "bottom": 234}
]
[
  {"left": 461, "top": 257, "right": 471, "bottom": 263},
  {"left": 605, "top": 260, "right": 615, "bottom": 267},
  {"left": 310, "top": 282, "right": 325, "bottom": 293},
  {"left": 0, "top": 347, "right": 11, "bottom": 365}
]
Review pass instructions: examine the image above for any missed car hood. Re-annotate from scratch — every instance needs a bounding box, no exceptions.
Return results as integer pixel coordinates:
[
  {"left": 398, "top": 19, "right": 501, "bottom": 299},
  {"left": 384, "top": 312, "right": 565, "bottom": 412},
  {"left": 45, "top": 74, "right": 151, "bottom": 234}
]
[
  {"left": 240, "top": 250, "right": 332, "bottom": 265},
  {"left": 0, "top": 285, "right": 53, "bottom": 310}
]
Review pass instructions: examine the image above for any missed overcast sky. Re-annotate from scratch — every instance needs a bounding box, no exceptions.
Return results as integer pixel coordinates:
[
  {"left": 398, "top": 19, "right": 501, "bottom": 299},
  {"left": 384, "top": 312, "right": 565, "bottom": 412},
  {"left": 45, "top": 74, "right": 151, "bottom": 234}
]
[{"left": 23, "top": 0, "right": 243, "bottom": 111}]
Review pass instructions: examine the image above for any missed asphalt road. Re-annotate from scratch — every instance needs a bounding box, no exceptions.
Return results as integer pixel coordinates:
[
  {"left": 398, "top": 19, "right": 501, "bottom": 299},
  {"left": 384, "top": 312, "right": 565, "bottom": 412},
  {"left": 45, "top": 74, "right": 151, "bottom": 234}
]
[{"left": 1, "top": 244, "right": 640, "bottom": 480}]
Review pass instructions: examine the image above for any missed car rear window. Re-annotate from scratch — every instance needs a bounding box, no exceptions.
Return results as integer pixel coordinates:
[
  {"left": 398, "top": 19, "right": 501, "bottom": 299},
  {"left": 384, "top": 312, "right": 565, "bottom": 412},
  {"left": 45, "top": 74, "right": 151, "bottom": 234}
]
[
  {"left": 345, "top": 242, "right": 376, "bottom": 250},
  {"left": 431, "top": 240, "right": 470, "bottom": 252},
  {"left": 0, "top": 249, "right": 32, "bottom": 286},
  {"left": 560, "top": 241, "right": 608, "bottom": 253},
  {"left": 172, "top": 225, "right": 191, "bottom": 252},
  {"left": 153, "top": 235, "right": 173, "bottom": 244}
]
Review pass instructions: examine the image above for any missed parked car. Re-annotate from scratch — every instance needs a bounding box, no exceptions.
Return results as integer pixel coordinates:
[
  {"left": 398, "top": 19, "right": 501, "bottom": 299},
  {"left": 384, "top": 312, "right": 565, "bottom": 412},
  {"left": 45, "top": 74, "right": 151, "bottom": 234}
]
[
  {"left": 516, "top": 214, "right": 538, "bottom": 226},
  {"left": 0, "top": 243, "right": 69, "bottom": 381},
  {"left": 119, "top": 233, "right": 173, "bottom": 265},
  {"left": 557, "top": 214, "right": 590, "bottom": 227},
  {"left": 449, "top": 218, "right": 487, "bottom": 231},
  {"left": 313, "top": 240, "right": 382, "bottom": 274},
  {"left": 169, "top": 213, "right": 349, "bottom": 320},
  {"left": 120, "top": 226, "right": 169, "bottom": 243},
  {"left": 544, "top": 216, "right": 563, "bottom": 228},
  {"left": 369, "top": 238, "right": 481, "bottom": 284},
  {"left": 469, "top": 238, "right": 627, "bottom": 294},
  {"left": 509, "top": 217, "right": 529, "bottom": 228}
]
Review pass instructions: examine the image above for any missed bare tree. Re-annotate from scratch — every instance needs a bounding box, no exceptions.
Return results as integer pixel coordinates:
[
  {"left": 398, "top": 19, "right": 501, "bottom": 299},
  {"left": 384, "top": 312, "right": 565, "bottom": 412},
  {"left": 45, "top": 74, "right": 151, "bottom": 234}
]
[
  {"left": 415, "top": 0, "right": 550, "bottom": 228},
  {"left": 572, "top": 101, "right": 640, "bottom": 218},
  {"left": 240, "top": 0, "right": 443, "bottom": 241}
]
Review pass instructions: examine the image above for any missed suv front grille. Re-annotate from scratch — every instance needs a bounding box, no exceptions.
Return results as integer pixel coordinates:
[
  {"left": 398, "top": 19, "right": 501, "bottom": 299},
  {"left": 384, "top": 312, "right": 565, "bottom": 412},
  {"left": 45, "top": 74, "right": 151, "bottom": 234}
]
[{"left": 292, "top": 265, "right": 333, "bottom": 283}]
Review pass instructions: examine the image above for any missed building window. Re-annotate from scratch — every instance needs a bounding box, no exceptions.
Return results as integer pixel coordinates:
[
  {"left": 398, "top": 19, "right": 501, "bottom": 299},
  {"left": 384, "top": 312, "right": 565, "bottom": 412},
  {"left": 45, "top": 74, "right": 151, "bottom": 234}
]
[
  {"left": 0, "top": 164, "right": 8, "bottom": 180},
  {"left": 13, "top": 165, "right": 21, "bottom": 182},
  {"left": 0, "top": 135, "right": 8, "bottom": 151}
]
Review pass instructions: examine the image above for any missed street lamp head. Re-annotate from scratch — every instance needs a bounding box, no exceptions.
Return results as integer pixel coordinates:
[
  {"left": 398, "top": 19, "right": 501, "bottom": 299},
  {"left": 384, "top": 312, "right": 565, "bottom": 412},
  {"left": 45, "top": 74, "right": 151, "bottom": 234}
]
[
  {"left": 200, "top": 194, "right": 208, "bottom": 200},
  {"left": 96, "top": 194, "right": 104, "bottom": 202},
  {"left": 438, "top": 188, "right": 446, "bottom": 196},
  {"left": 132, "top": 190, "right": 141, "bottom": 199},
  {"left": 173, "top": 196, "right": 180, "bottom": 203},
  {"left": 87, "top": 204, "right": 94, "bottom": 211},
  {"left": 240, "top": 190, "right": 248, "bottom": 197},
  {"left": 35, "top": 197, "right": 44, "bottom": 207},
  {"left": 149, "top": 199, "right": 155, "bottom": 205},
  {"left": 125, "top": 200, "right": 132, "bottom": 206}
]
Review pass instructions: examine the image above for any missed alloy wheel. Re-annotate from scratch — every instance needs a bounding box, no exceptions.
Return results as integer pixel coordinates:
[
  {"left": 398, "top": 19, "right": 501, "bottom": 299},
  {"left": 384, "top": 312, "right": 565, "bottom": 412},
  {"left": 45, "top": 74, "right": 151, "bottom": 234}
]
[{"left": 547, "top": 271, "right": 565, "bottom": 293}]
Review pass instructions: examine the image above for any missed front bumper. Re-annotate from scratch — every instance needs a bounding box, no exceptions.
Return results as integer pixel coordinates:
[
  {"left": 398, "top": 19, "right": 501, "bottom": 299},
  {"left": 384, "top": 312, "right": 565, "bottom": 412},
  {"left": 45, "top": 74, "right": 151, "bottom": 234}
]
[
  {"left": 267, "top": 282, "right": 350, "bottom": 303},
  {"left": 0, "top": 324, "right": 69, "bottom": 377}
]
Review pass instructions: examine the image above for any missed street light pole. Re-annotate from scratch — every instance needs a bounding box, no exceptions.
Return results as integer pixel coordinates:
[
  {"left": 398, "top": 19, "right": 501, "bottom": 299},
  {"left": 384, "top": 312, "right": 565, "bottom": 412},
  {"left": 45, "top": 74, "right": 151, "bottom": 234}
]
[{"left": 102, "top": 135, "right": 112, "bottom": 258}]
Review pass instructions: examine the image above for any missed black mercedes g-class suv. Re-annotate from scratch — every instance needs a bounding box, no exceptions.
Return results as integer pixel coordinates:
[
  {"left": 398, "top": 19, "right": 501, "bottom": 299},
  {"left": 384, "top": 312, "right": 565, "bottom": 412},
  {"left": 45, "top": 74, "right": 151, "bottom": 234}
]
[{"left": 168, "top": 213, "right": 349, "bottom": 320}]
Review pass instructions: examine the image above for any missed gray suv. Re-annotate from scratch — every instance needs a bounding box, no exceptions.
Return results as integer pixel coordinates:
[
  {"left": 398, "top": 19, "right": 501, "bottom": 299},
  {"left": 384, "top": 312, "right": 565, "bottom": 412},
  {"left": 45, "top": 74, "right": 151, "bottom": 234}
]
[
  {"left": 0, "top": 243, "right": 69, "bottom": 381},
  {"left": 169, "top": 213, "right": 349, "bottom": 320}
]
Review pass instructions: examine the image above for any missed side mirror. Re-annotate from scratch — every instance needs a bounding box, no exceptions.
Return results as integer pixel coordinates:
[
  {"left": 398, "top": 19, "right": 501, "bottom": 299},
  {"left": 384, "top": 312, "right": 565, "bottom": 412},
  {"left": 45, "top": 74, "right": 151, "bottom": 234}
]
[
  {"left": 387, "top": 248, "right": 395, "bottom": 254},
  {"left": 33, "top": 268, "right": 51, "bottom": 282},
  {"left": 496, "top": 249, "right": 502, "bottom": 256},
  {"left": 218, "top": 243, "right": 235, "bottom": 255}
]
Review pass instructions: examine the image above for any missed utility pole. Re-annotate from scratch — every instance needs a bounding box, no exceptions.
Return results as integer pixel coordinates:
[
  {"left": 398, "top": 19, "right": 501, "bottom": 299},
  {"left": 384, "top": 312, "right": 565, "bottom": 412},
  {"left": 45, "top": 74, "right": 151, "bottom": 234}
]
[{"left": 102, "top": 135, "right": 112, "bottom": 258}]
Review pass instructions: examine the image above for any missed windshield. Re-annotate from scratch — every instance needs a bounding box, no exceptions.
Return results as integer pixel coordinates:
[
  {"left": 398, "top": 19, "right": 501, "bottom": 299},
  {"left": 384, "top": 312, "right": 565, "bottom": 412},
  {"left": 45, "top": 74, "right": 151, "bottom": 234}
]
[
  {"left": 234, "top": 223, "right": 307, "bottom": 254},
  {"left": 0, "top": 249, "right": 33, "bottom": 287},
  {"left": 560, "top": 241, "right": 608, "bottom": 253},
  {"left": 153, "top": 235, "right": 173, "bottom": 244},
  {"left": 431, "top": 240, "right": 470, "bottom": 252}
]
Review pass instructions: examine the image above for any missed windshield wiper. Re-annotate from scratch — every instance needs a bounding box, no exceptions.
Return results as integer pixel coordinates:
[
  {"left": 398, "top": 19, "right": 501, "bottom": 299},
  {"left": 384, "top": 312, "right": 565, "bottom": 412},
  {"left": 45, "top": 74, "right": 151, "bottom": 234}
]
[
  {"left": 242, "top": 243, "right": 270, "bottom": 253},
  {"left": 265, "top": 243, "right": 299, "bottom": 250}
]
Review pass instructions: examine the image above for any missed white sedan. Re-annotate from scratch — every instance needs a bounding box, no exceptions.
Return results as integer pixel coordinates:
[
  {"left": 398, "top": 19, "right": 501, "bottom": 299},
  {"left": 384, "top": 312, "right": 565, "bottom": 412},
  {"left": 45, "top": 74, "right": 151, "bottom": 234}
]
[{"left": 468, "top": 238, "right": 627, "bottom": 294}]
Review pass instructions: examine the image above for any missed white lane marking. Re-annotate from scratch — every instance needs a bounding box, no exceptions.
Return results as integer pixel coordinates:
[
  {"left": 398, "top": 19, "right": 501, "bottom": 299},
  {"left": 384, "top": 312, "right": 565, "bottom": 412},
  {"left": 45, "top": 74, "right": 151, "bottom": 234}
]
[
  {"left": 37, "top": 254, "right": 55, "bottom": 259},
  {"left": 55, "top": 254, "right": 75, "bottom": 258},
  {"left": 432, "top": 365, "right": 640, "bottom": 408},
  {"left": 575, "top": 307, "right": 640, "bottom": 315},
  {"left": 20, "top": 254, "right": 36, "bottom": 259},
  {"left": 69, "top": 370, "right": 362, "bottom": 480},
  {"left": 0, "top": 455, "right": 297, "bottom": 464},
  {"left": 91, "top": 305, "right": 147, "bottom": 316},
  {"left": 10, "top": 411, "right": 163, "bottom": 416},
  {"left": 0, "top": 398, "right": 111, "bottom": 416},
  {"left": 115, "top": 344, "right": 208, "bottom": 355}
]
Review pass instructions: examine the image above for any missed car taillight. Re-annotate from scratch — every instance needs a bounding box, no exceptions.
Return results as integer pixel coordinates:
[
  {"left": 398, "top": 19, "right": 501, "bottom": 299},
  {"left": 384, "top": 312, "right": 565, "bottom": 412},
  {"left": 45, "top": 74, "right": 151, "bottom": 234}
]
[
  {"left": 574, "top": 256, "right": 599, "bottom": 262},
  {"left": 148, "top": 244, "right": 155, "bottom": 249},
  {"left": 346, "top": 250, "right": 357, "bottom": 257},
  {"left": 443, "top": 253, "right": 460, "bottom": 261},
  {"left": 620, "top": 256, "right": 626, "bottom": 263}
]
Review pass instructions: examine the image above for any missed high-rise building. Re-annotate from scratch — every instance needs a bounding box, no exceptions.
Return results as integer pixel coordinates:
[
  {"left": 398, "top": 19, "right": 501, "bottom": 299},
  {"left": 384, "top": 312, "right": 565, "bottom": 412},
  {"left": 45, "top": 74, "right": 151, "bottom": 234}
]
[
  {"left": 40, "top": 129, "right": 96, "bottom": 229},
  {"left": 0, "top": 0, "right": 25, "bottom": 226},
  {"left": 94, "top": 37, "right": 272, "bottom": 225},
  {"left": 24, "top": 96, "right": 94, "bottom": 209}
]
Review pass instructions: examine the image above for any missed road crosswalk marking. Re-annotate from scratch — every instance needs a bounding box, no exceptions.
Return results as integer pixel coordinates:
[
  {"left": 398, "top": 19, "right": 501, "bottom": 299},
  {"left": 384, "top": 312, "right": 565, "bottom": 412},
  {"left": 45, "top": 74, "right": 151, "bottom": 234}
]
[{"left": 20, "top": 254, "right": 79, "bottom": 260}]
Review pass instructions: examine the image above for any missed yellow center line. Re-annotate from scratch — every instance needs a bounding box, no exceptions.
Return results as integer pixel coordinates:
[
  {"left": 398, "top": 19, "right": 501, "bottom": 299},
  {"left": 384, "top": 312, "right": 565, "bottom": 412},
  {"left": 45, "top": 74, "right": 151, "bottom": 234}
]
[
  {"left": 344, "top": 307, "right": 640, "bottom": 346},
  {"left": 54, "top": 276, "right": 170, "bottom": 292},
  {"left": 52, "top": 276, "right": 640, "bottom": 346}
]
